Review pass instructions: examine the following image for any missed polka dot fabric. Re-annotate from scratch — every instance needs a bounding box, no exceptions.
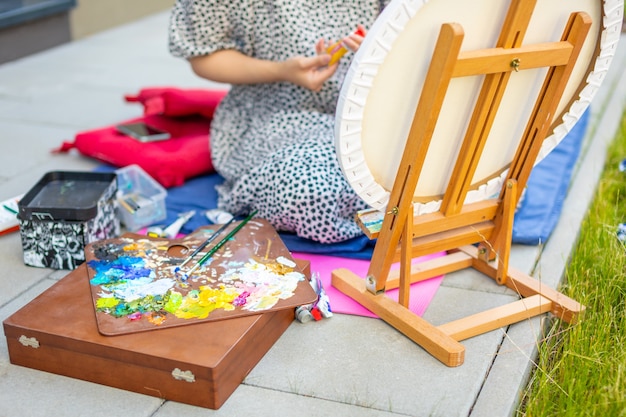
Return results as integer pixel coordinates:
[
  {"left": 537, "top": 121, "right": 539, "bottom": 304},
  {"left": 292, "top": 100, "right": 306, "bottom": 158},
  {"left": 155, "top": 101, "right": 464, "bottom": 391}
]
[{"left": 169, "top": 0, "right": 390, "bottom": 243}]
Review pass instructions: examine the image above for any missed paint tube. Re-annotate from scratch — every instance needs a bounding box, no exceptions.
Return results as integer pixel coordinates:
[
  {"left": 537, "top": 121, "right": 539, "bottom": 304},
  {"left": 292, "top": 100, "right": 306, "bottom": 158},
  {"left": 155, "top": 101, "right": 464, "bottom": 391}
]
[
  {"left": 205, "top": 209, "right": 234, "bottom": 224},
  {"left": 316, "top": 286, "right": 333, "bottom": 318},
  {"left": 295, "top": 271, "right": 333, "bottom": 322},
  {"left": 312, "top": 272, "right": 332, "bottom": 318},
  {"left": 162, "top": 210, "right": 195, "bottom": 238},
  {"left": 326, "top": 26, "right": 366, "bottom": 66},
  {"left": 295, "top": 305, "right": 314, "bottom": 323}
]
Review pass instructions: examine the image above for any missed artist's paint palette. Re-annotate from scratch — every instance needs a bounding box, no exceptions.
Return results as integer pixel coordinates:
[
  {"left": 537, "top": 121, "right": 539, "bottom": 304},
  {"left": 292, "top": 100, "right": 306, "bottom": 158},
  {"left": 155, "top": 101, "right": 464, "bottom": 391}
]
[
  {"left": 335, "top": 0, "right": 622, "bottom": 215},
  {"left": 85, "top": 219, "right": 317, "bottom": 335}
]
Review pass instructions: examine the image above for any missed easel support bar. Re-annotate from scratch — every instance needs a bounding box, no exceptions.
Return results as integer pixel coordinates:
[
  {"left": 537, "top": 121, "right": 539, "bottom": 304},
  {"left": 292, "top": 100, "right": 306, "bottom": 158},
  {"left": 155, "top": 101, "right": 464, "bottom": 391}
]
[
  {"left": 385, "top": 251, "right": 474, "bottom": 290},
  {"left": 460, "top": 245, "right": 585, "bottom": 323},
  {"left": 438, "top": 294, "right": 553, "bottom": 341},
  {"left": 454, "top": 41, "right": 574, "bottom": 77}
]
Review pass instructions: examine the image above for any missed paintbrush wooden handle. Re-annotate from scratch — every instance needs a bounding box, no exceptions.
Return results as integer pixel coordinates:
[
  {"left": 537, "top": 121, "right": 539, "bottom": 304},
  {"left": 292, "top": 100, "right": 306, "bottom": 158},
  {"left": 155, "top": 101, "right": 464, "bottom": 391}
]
[{"left": 179, "top": 216, "right": 237, "bottom": 268}]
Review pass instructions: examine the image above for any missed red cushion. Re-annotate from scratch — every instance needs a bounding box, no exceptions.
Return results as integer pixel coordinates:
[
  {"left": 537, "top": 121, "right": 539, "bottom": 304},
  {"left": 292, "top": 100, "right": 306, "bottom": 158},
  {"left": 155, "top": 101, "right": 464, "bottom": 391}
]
[
  {"left": 54, "top": 89, "right": 228, "bottom": 188},
  {"left": 125, "top": 87, "right": 228, "bottom": 119}
]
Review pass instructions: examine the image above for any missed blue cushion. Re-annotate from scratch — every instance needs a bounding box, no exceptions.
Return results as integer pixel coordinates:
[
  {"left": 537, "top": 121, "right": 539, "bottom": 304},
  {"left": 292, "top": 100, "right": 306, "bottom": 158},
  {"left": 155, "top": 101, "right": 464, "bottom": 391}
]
[{"left": 512, "top": 108, "right": 589, "bottom": 244}]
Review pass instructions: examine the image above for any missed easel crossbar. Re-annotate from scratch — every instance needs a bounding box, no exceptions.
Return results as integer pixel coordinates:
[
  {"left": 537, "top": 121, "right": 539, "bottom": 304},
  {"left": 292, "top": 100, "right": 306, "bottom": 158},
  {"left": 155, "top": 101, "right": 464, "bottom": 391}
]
[
  {"left": 454, "top": 41, "right": 574, "bottom": 77},
  {"left": 438, "top": 294, "right": 553, "bottom": 341}
]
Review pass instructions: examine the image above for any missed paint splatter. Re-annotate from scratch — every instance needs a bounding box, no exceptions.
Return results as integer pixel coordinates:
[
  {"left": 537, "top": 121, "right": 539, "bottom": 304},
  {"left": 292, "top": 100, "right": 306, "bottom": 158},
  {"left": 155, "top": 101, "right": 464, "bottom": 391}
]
[
  {"left": 218, "top": 260, "right": 305, "bottom": 311},
  {"left": 169, "top": 286, "right": 239, "bottom": 319},
  {"left": 232, "top": 291, "right": 250, "bottom": 307},
  {"left": 88, "top": 237, "right": 306, "bottom": 325}
]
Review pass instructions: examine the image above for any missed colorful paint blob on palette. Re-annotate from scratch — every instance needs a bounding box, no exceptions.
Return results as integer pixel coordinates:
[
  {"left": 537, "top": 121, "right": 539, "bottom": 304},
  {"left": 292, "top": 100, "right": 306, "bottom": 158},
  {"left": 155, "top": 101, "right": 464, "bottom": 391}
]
[{"left": 87, "top": 237, "right": 305, "bottom": 325}]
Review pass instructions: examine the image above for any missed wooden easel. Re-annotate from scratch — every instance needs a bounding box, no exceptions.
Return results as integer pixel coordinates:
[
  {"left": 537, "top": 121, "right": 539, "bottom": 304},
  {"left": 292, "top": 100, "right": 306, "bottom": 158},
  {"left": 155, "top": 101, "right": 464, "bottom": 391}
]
[{"left": 332, "top": 0, "right": 590, "bottom": 367}]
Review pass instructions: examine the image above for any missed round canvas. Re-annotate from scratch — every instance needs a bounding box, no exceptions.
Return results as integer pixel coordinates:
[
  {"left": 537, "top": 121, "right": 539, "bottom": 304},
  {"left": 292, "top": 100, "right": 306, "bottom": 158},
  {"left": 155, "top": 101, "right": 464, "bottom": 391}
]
[{"left": 335, "top": 0, "right": 623, "bottom": 214}]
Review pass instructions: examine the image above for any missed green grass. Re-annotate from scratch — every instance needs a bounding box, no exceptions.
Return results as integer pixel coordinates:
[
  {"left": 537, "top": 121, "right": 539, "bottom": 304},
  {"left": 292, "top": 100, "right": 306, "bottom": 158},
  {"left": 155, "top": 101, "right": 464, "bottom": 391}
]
[{"left": 518, "top": 111, "right": 626, "bottom": 416}]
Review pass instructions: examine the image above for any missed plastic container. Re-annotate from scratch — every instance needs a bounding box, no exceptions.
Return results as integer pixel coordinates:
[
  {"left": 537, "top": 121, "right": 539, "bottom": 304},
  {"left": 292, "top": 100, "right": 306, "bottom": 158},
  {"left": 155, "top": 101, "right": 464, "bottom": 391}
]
[
  {"left": 18, "top": 171, "right": 119, "bottom": 269},
  {"left": 115, "top": 165, "right": 167, "bottom": 231}
]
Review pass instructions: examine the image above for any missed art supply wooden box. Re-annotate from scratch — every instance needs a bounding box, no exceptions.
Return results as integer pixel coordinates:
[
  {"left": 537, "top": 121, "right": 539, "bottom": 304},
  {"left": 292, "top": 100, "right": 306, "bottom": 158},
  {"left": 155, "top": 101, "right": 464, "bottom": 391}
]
[
  {"left": 3, "top": 260, "right": 307, "bottom": 409},
  {"left": 17, "top": 171, "right": 120, "bottom": 270}
]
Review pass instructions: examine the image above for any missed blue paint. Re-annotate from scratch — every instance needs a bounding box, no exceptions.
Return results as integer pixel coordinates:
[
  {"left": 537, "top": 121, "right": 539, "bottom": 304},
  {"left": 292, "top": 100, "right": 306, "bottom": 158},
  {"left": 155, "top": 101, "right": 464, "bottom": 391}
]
[{"left": 88, "top": 256, "right": 152, "bottom": 285}]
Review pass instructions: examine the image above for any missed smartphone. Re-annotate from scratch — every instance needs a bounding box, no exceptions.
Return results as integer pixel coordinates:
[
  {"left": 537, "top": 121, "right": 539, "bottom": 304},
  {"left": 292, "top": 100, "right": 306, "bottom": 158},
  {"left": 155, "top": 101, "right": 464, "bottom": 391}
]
[{"left": 116, "top": 122, "right": 171, "bottom": 142}]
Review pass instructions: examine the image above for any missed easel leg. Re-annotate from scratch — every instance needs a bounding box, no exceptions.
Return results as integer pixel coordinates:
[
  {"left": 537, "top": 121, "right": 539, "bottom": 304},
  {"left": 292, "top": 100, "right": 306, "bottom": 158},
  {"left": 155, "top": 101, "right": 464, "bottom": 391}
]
[{"left": 365, "top": 23, "right": 465, "bottom": 294}]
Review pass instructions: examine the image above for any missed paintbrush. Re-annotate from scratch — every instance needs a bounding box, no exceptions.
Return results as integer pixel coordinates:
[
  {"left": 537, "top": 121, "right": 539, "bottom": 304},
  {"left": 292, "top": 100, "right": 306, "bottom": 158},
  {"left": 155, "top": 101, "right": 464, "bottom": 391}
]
[
  {"left": 177, "top": 216, "right": 237, "bottom": 269},
  {"left": 186, "top": 210, "right": 258, "bottom": 276}
]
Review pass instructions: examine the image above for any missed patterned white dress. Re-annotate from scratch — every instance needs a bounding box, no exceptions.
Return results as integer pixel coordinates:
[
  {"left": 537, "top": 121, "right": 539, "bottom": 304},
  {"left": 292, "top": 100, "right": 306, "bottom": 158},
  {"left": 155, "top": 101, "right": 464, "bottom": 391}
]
[{"left": 169, "top": 0, "right": 390, "bottom": 243}]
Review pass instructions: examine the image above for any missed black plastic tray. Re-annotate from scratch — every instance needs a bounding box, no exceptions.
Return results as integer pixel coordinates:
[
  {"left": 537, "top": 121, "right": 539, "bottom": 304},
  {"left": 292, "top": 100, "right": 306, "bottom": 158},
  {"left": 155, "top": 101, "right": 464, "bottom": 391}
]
[{"left": 18, "top": 171, "right": 116, "bottom": 221}]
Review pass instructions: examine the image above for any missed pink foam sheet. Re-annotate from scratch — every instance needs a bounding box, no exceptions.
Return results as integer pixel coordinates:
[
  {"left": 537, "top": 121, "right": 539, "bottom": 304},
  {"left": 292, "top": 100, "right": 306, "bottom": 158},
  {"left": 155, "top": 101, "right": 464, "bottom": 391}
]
[{"left": 292, "top": 252, "right": 446, "bottom": 318}]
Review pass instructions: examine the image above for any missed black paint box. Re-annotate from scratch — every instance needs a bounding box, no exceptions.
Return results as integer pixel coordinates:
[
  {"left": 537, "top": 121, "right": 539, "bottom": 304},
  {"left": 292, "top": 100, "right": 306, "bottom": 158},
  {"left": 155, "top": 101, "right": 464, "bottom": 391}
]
[{"left": 17, "top": 171, "right": 120, "bottom": 270}]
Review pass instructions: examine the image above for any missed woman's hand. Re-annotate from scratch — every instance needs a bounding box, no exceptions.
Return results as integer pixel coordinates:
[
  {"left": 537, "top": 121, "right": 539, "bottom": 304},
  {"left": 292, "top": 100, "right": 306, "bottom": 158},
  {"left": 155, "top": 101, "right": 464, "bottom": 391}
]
[
  {"left": 189, "top": 49, "right": 337, "bottom": 92},
  {"left": 281, "top": 52, "right": 337, "bottom": 92}
]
